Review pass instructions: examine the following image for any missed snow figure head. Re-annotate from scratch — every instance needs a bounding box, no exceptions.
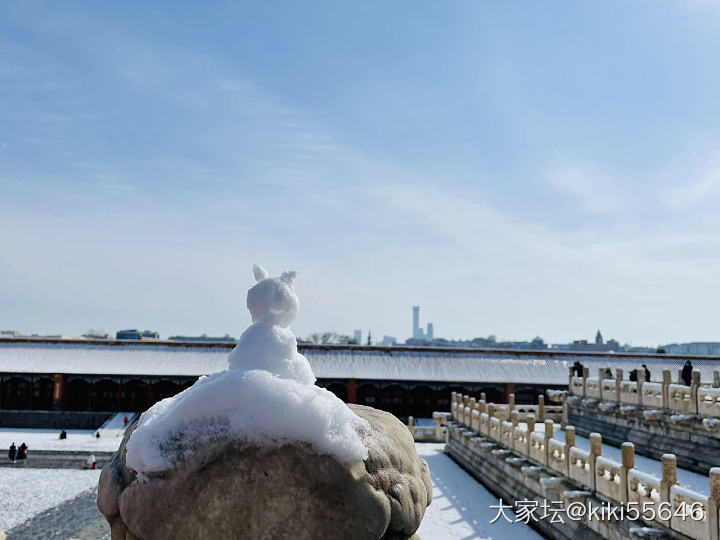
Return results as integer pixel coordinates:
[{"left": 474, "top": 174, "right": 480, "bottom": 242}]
[{"left": 247, "top": 264, "right": 299, "bottom": 328}]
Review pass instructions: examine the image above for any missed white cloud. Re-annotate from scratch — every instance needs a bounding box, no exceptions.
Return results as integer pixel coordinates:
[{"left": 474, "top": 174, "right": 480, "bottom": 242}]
[
  {"left": 545, "top": 163, "right": 621, "bottom": 214},
  {"left": 662, "top": 158, "right": 720, "bottom": 212}
]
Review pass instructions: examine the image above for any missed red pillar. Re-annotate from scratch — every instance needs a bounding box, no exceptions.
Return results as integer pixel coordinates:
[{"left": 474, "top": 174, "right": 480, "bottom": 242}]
[
  {"left": 88, "top": 379, "right": 94, "bottom": 410},
  {"left": 347, "top": 379, "right": 357, "bottom": 404},
  {"left": 505, "top": 383, "right": 516, "bottom": 404},
  {"left": 52, "top": 374, "right": 64, "bottom": 410},
  {"left": 28, "top": 378, "right": 34, "bottom": 409}
]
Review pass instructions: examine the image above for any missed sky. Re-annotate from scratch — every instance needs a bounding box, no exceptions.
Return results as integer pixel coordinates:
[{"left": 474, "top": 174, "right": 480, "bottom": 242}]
[{"left": 2, "top": 1, "right": 720, "bottom": 346}]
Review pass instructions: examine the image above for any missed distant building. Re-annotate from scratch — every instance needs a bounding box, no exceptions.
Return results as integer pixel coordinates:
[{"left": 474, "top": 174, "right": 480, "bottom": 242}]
[
  {"left": 566, "top": 331, "right": 619, "bottom": 352},
  {"left": 116, "top": 329, "right": 160, "bottom": 340},
  {"left": 83, "top": 331, "right": 110, "bottom": 339},
  {"left": 168, "top": 334, "right": 235, "bottom": 343},
  {"left": 353, "top": 330, "right": 362, "bottom": 345},
  {"left": 381, "top": 335, "right": 397, "bottom": 346},
  {"left": 662, "top": 342, "right": 720, "bottom": 356},
  {"left": 411, "top": 306, "right": 434, "bottom": 342}
]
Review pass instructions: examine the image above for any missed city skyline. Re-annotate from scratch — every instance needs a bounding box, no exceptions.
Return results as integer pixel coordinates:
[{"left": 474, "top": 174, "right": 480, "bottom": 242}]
[{"left": 2, "top": 2, "right": 720, "bottom": 345}]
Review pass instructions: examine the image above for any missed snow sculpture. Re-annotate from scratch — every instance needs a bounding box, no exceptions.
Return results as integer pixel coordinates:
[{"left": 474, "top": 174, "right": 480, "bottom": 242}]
[
  {"left": 227, "top": 265, "right": 315, "bottom": 384},
  {"left": 125, "top": 265, "right": 369, "bottom": 472}
]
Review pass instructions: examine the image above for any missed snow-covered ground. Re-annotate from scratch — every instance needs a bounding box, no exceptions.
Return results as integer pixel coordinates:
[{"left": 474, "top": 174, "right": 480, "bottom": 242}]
[
  {"left": 0, "top": 468, "right": 101, "bottom": 531},
  {"left": 416, "top": 443, "right": 542, "bottom": 540},
  {"left": 0, "top": 428, "right": 121, "bottom": 452},
  {"left": 97, "top": 411, "right": 136, "bottom": 438}
]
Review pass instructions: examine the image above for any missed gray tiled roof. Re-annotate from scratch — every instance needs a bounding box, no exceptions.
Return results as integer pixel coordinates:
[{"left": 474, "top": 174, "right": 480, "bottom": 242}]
[{"left": 1, "top": 340, "right": 719, "bottom": 384}]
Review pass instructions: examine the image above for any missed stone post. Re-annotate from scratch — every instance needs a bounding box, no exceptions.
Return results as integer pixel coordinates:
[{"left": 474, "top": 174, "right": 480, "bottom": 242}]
[
  {"left": 582, "top": 367, "right": 589, "bottom": 397},
  {"left": 527, "top": 413, "right": 536, "bottom": 433},
  {"left": 590, "top": 433, "right": 603, "bottom": 491},
  {"left": 615, "top": 369, "right": 623, "bottom": 403},
  {"left": 508, "top": 393, "right": 515, "bottom": 411},
  {"left": 598, "top": 368, "right": 605, "bottom": 400},
  {"left": 488, "top": 403, "right": 497, "bottom": 418},
  {"left": 479, "top": 399, "right": 487, "bottom": 414},
  {"left": 543, "top": 419, "right": 553, "bottom": 465},
  {"left": 408, "top": 416, "right": 414, "bottom": 430},
  {"left": 568, "top": 366, "right": 574, "bottom": 395},
  {"left": 510, "top": 410, "right": 519, "bottom": 450},
  {"left": 660, "top": 454, "right": 677, "bottom": 506},
  {"left": 714, "top": 371, "right": 720, "bottom": 389},
  {"left": 691, "top": 371, "right": 701, "bottom": 414},
  {"left": 480, "top": 392, "right": 486, "bottom": 402},
  {"left": 662, "top": 370, "right": 671, "bottom": 409},
  {"left": 565, "top": 426, "right": 576, "bottom": 477},
  {"left": 637, "top": 369, "right": 645, "bottom": 408},
  {"left": 621, "top": 442, "right": 635, "bottom": 503},
  {"left": 538, "top": 394, "right": 545, "bottom": 422},
  {"left": 433, "top": 414, "right": 444, "bottom": 441},
  {"left": 709, "top": 468, "right": 720, "bottom": 517},
  {"left": 451, "top": 392, "right": 457, "bottom": 419}
]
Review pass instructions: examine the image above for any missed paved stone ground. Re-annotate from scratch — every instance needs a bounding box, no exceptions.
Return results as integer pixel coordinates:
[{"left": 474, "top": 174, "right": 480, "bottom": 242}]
[
  {"left": 0, "top": 452, "right": 114, "bottom": 470},
  {"left": 6, "top": 486, "right": 110, "bottom": 540}
]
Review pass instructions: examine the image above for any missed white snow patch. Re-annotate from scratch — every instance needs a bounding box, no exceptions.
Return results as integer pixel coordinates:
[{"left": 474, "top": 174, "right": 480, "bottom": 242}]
[
  {"left": 126, "top": 369, "right": 369, "bottom": 471},
  {"left": 126, "top": 266, "right": 369, "bottom": 473},
  {"left": 0, "top": 428, "right": 121, "bottom": 452},
  {"left": 415, "top": 443, "right": 543, "bottom": 540},
  {"left": 0, "top": 468, "right": 101, "bottom": 531}
]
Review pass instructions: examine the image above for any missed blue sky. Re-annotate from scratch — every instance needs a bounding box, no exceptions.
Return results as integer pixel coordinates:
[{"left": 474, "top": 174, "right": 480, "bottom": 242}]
[{"left": 2, "top": 1, "right": 720, "bottom": 345}]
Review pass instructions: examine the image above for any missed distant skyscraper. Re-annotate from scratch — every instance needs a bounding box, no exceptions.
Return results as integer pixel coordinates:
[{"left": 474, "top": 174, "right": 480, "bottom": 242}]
[
  {"left": 353, "top": 330, "right": 362, "bottom": 345},
  {"left": 411, "top": 306, "right": 433, "bottom": 341},
  {"left": 412, "top": 306, "right": 421, "bottom": 339}
]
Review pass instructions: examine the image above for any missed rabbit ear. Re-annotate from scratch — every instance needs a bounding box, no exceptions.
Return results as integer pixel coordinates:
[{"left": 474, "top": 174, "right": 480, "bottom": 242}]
[
  {"left": 253, "top": 264, "right": 269, "bottom": 282},
  {"left": 280, "top": 270, "right": 297, "bottom": 285}
]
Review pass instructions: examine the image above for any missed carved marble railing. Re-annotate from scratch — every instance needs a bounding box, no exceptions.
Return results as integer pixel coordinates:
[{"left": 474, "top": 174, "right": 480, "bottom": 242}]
[
  {"left": 445, "top": 390, "right": 720, "bottom": 540},
  {"left": 562, "top": 366, "right": 720, "bottom": 419}
]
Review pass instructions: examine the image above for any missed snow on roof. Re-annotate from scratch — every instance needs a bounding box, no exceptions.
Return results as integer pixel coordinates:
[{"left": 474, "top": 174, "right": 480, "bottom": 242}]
[{"left": 1, "top": 339, "right": 719, "bottom": 384}]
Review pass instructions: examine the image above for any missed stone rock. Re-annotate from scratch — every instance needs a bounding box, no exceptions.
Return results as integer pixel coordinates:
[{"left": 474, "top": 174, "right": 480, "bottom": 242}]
[{"left": 98, "top": 404, "right": 431, "bottom": 540}]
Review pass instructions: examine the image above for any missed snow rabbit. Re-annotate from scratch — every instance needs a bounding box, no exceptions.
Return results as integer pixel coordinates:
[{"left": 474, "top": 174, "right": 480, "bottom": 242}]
[{"left": 227, "top": 265, "right": 315, "bottom": 385}]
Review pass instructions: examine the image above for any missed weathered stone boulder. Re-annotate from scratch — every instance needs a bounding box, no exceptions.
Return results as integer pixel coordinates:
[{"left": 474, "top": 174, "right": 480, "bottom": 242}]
[{"left": 98, "top": 404, "right": 432, "bottom": 540}]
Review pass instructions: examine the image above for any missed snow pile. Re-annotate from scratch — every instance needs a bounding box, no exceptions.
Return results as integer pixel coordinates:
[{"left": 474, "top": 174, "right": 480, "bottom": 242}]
[{"left": 126, "top": 265, "right": 369, "bottom": 473}]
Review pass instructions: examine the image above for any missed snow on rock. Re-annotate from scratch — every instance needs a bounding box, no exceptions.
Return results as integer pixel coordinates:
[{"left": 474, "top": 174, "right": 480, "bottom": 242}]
[
  {"left": 126, "top": 265, "right": 369, "bottom": 473},
  {"left": 0, "top": 468, "right": 101, "bottom": 531}
]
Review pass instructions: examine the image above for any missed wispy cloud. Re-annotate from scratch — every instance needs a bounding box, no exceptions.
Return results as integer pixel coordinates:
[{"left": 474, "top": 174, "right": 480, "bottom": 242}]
[
  {"left": 662, "top": 157, "right": 720, "bottom": 212},
  {"left": 544, "top": 163, "right": 621, "bottom": 214}
]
